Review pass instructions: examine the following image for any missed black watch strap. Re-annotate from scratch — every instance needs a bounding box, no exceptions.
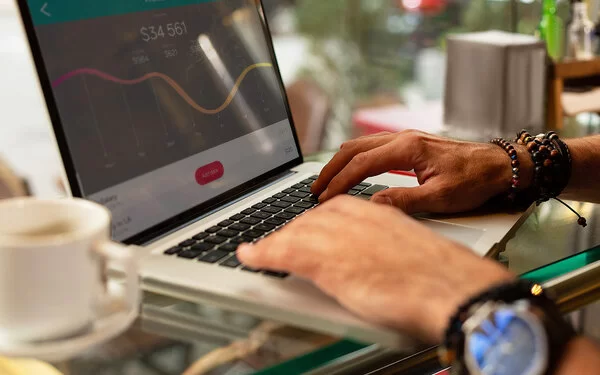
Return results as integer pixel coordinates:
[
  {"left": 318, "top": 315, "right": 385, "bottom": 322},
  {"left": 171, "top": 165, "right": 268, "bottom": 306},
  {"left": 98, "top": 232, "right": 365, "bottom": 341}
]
[{"left": 439, "top": 280, "right": 576, "bottom": 375}]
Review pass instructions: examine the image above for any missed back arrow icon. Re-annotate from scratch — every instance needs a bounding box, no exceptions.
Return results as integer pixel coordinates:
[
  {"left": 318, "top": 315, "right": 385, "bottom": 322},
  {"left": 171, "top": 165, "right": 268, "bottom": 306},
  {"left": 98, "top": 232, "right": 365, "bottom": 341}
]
[{"left": 41, "top": 3, "right": 51, "bottom": 17}]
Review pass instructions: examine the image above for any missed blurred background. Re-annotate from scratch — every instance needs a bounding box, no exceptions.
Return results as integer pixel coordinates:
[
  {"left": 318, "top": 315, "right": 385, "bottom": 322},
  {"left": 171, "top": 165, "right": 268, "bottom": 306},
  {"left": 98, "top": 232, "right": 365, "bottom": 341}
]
[{"left": 259, "top": 0, "right": 592, "bottom": 152}]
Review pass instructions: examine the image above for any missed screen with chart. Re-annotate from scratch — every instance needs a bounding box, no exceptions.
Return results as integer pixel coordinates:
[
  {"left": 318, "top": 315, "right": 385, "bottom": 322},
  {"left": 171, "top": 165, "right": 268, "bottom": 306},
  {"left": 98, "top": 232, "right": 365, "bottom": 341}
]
[{"left": 27, "top": 0, "right": 300, "bottom": 240}]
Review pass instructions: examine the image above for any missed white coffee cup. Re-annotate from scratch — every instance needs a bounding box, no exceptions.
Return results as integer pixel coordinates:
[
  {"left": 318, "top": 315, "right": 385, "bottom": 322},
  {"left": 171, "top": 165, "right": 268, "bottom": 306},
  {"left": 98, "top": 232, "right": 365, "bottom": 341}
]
[{"left": 0, "top": 198, "right": 139, "bottom": 343}]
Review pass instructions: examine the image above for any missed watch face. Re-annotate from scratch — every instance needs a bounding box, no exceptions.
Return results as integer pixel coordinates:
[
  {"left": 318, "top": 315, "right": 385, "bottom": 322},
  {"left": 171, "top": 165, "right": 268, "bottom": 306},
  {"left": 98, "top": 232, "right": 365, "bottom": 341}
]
[{"left": 464, "top": 303, "right": 548, "bottom": 375}]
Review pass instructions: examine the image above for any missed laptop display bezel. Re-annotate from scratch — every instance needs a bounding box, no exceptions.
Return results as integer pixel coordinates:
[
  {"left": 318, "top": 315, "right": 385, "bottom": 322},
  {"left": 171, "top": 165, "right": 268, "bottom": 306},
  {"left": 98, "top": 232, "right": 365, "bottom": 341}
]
[{"left": 15, "top": 0, "right": 305, "bottom": 245}]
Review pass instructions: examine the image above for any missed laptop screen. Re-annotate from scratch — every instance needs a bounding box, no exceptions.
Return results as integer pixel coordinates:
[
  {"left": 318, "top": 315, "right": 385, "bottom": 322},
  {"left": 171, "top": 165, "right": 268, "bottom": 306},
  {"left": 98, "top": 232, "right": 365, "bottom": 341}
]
[{"left": 22, "top": 0, "right": 301, "bottom": 242}]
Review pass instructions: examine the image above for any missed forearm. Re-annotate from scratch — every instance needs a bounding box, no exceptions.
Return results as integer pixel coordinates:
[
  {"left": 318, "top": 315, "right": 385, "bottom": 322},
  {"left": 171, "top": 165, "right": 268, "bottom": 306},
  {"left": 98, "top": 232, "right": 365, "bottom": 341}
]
[
  {"left": 562, "top": 136, "right": 600, "bottom": 203},
  {"left": 556, "top": 337, "right": 600, "bottom": 375}
]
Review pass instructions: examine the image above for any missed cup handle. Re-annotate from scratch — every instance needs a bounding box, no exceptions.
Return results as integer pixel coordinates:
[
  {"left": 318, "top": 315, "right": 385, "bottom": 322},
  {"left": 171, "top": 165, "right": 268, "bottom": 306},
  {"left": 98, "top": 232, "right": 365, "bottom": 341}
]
[{"left": 94, "top": 242, "right": 140, "bottom": 318}]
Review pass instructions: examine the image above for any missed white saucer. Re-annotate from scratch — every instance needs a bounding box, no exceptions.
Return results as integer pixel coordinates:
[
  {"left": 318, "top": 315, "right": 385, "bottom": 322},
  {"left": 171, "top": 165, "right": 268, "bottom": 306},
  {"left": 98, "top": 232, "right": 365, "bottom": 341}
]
[{"left": 0, "top": 307, "right": 138, "bottom": 362}]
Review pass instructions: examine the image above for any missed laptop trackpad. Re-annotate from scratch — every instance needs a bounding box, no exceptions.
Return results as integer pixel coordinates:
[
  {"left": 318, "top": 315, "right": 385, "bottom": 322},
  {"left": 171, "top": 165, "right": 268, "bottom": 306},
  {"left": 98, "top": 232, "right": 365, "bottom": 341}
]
[{"left": 418, "top": 219, "right": 484, "bottom": 247}]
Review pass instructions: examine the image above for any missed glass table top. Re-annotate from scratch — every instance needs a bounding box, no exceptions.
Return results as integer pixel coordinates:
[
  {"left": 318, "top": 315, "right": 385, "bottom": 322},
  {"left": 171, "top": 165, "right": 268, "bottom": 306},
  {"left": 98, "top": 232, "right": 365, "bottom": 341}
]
[{"left": 39, "top": 153, "right": 600, "bottom": 375}]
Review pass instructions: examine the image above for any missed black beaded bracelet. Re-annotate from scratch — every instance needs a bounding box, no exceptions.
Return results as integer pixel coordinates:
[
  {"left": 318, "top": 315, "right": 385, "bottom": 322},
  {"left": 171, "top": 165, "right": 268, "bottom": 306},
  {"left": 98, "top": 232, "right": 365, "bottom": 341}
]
[
  {"left": 490, "top": 138, "right": 521, "bottom": 202},
  {"left": 516, "top": 130, "right": 586, "bottom": 227}
]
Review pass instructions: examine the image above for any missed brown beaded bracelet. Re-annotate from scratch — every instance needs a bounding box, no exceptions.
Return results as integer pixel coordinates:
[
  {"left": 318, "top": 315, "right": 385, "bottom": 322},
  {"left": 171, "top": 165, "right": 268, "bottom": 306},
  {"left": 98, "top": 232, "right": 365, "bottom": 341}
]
[{"left": 490, "top": 138, "right": 521, "bottom": 201}]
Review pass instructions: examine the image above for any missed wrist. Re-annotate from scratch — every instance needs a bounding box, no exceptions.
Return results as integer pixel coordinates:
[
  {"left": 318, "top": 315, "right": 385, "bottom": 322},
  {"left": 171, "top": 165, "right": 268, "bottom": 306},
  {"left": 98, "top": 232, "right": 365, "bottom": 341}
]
[{"left": 488, "top": 143, "right": 534, "bottom": 196}]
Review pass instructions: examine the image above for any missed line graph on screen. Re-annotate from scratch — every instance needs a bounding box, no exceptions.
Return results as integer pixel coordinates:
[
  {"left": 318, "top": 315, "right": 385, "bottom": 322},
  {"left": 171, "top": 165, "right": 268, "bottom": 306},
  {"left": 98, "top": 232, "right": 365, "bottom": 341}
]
[
  {"left": 52, "top": 62, "right": 273, "bottom": 115},
  {"left": 52, "top": 62, "right": 274, "bottom": 166}
]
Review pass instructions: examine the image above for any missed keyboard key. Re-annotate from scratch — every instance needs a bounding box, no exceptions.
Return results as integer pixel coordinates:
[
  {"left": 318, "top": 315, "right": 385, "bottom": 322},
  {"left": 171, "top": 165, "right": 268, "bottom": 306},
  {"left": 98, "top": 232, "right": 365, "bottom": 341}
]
[
  {"left": 251, "top": 211, "right": 271, "bottom": 220},
  {"left": 179, "top": 239, "right": 197, "bottom": 247},
  {"left": 242, "top": 208, "right": 257, "bottom": 215},
  {"left": 265, "top": 217, "right": 286, "bottom": 226},
  {"left": 252, "top": 202, "right": 268, "bottom": 210},
  {"left": 295, "top": 201, "right": 315, "bottom": 209},
  {"left": 190, "top": 243, "right": 215, "bottom": 252},
  {"left": 264, "top": 270, "right": 290, "bottom": 279},
  {"left": 242, "top": 266, "right": 260, "bottom": 273},
  {"left": 276, "top": 212, "right": 296, "bottom": 220},
  {"left": 164, "top": 246, "right": 183, "bottom": 255},
  {"left": 362, "top": 185, "right": 389, "bottom": 196},
  {"left": 273, "top": 193, "right": 287, "bottom": 199},
  {"left": 178, "top": 250, "right": 203, "bottom": 259},
  {"left": 285, "top": 207, "right": 305, "bottom": 215},
  {"left": 262, "top": 206, "right": 282, "bottom": 214},
  {"left": 283, "top": 188, "right": 296, "bottom": 194},
  {"left": 206, "top": 226, "right": 222, "bottom": 234},
  {"left": 352, "top": 185, "right": 367, "bottom": 191},
  {"left": 301, "top": 179, "right": 314, "bottom": 185},
  {"left": 218, "top": 229, "right": 239, "bottom": 238},
  {"left": 199, "top": 250, "right": 229, "bottom": 264},
  {"left": 221, "top": 255, "right": 242, "bottom": 268},
  {"left": 263, "top": 197, "right": 277, "bottom": 204},
  {"left": 255, "top": 223, "right": 276, "bottom": 232},
  {"left": 292, "top": 183, "right": 304, "bottom": 189},
  {"left": 358, "top": 182, "right": 372, "bottom": 187},
  {"left": 230, "top": 214, "right": 246, "bottom": 221},
  {"left": 309, "top": 175, "right": 319, "bottom": 180},
  {"left": 205, "top": 236, "right": 227, "bottom": 245},
  {"left": 219, "top": 243, "right": 239, "bottom": 252},
  {"left": 347, "top": 190, "right": 360, "bottom": 196},
  {"left": 231, "top": 236, "right": 253, "bottom": 245},
  {"left": 290, "top": 191, "right": 310, "bottom": 198},
  {"left": 219, "top": 220, "right": 234, "bottom": 227},
  {"left": 230, "top": 223, "right": 251, "bottom": 232},
  {"left": 193, "top": 232, "right": 210, "bottom": 241},
  {"left": 241, "top": 217, "right": 261, "bottom": 225},
  {"left": 281, "top": 196, "right": 301, "bottom": 203},
  {"left": 299, "top": 186, "right": 313, "bottom": 193},
  {"left": 272, "top": 201, "right": 292, "bottom": 209},
  {"left": 244, "top": 229, "right": 265, "bottom": 239}
]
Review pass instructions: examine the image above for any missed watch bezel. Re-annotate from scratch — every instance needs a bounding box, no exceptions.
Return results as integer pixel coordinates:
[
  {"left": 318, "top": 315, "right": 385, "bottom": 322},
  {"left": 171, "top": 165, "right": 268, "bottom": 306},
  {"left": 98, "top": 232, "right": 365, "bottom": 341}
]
[{"left": 462, "top": 300, "right": 549, "bottom": 375}]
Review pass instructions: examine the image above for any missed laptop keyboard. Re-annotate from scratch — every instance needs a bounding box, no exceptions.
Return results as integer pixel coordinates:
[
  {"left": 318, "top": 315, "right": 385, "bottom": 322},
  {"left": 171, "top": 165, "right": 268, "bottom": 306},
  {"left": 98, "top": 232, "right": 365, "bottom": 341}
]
[{"left": 164, "top": 175, "right": 389, "bottom": 279}]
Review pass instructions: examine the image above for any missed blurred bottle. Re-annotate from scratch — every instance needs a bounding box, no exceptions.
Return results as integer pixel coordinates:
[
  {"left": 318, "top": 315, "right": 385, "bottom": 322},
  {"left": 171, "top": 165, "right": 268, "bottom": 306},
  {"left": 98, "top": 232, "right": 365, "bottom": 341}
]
[
  {"left": 567, "top": 0, "right": 595, "bottom": 59},
  {"left": 538, "top": 0, "right": 565, "bottom": 60}
]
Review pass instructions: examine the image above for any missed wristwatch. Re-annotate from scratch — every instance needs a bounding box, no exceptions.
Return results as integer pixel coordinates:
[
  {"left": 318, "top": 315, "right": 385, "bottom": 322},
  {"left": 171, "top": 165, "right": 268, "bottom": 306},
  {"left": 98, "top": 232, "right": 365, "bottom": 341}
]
[{"left": 440, "top": 281, "right": 576, "bottom": 375}]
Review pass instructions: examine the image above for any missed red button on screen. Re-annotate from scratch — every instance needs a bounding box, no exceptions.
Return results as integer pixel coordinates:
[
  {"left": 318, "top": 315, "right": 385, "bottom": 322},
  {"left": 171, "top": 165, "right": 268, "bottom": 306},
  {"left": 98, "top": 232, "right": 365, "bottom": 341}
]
[{"left": 195, "top": 161, "right": 224, "bottom": 185}]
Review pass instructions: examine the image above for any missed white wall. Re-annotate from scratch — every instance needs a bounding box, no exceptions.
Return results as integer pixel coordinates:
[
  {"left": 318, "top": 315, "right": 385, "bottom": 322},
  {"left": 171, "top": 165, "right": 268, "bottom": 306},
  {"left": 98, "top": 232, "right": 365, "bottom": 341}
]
[{"left": 0, "top": 3, "right": 63, "bottom": 197}]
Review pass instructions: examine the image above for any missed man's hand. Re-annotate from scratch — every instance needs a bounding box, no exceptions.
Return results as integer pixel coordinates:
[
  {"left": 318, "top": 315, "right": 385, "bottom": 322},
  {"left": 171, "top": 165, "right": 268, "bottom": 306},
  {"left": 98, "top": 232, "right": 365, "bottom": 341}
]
[
  {"left": 237, "top": 196, "right": 515, "bottom": 343},
  {"left": 312, "top": 131, "right": 533, "bottom": 214}
]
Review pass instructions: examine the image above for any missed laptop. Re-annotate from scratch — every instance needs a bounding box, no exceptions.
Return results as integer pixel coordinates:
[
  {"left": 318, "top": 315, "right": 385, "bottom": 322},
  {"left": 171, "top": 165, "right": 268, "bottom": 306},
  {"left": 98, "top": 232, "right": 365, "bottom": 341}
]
[{"left": 15, "top": 0, "right": 529, "bottom": 346}]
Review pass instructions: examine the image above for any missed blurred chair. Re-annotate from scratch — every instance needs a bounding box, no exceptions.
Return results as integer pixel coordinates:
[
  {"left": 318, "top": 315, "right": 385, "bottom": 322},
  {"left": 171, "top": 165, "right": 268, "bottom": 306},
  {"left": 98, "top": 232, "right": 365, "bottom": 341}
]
[{"left": 285, "top": 79, "right": 330, "bottom": 154}]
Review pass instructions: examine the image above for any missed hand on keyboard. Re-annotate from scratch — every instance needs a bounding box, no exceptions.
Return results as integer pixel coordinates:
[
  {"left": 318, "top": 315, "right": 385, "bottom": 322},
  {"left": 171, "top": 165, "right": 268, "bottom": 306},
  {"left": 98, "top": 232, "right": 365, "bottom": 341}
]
[
  {"left": 237, "top": 196, "right": 515, "bottom": 344},
  {"left": 311, "top": 131, "right": 534, "bottom": 215}
]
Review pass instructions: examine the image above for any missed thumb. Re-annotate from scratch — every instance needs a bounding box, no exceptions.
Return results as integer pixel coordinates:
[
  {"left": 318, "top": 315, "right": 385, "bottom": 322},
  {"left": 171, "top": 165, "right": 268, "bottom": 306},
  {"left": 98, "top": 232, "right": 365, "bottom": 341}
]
[{"left": 371, "top": 185, "right": 435, "bottom": 214}]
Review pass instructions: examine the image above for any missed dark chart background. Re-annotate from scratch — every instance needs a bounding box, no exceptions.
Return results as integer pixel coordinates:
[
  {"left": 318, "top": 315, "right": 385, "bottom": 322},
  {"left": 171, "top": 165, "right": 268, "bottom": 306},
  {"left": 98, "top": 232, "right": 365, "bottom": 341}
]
[{"left": 35, "top": 0, "right": 289, "bottom": 195}]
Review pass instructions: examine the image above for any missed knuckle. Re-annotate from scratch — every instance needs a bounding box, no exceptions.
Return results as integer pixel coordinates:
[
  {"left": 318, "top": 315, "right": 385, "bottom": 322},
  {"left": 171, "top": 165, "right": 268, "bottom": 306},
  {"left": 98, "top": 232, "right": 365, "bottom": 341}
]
[
  {"left": 339, "top": 140, "right": 355, "bottom": 151},
  {"left": 350, "top": 152, "right": 370, "bottom": 167}
]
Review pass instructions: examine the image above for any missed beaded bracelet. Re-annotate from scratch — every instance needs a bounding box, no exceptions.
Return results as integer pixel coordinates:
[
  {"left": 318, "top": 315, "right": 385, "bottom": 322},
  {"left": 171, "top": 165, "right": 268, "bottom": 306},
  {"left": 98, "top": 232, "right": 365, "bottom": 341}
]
[
  {"left": 490, "top": 138, "right": 521, "bottom": 202},
  {"left": 516, "top": 130, "right": 586, "bottom": 227}
]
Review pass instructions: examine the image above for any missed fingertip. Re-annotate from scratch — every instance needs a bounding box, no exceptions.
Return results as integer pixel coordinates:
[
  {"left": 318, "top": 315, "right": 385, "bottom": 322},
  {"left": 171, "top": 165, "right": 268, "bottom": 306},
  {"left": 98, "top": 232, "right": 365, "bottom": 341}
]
[
  {"left": 318, "top": 189, "right": 329, "bottom": 202},
  {"left": 237, "top": 243, "right": 255, "bottom": 263}
]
